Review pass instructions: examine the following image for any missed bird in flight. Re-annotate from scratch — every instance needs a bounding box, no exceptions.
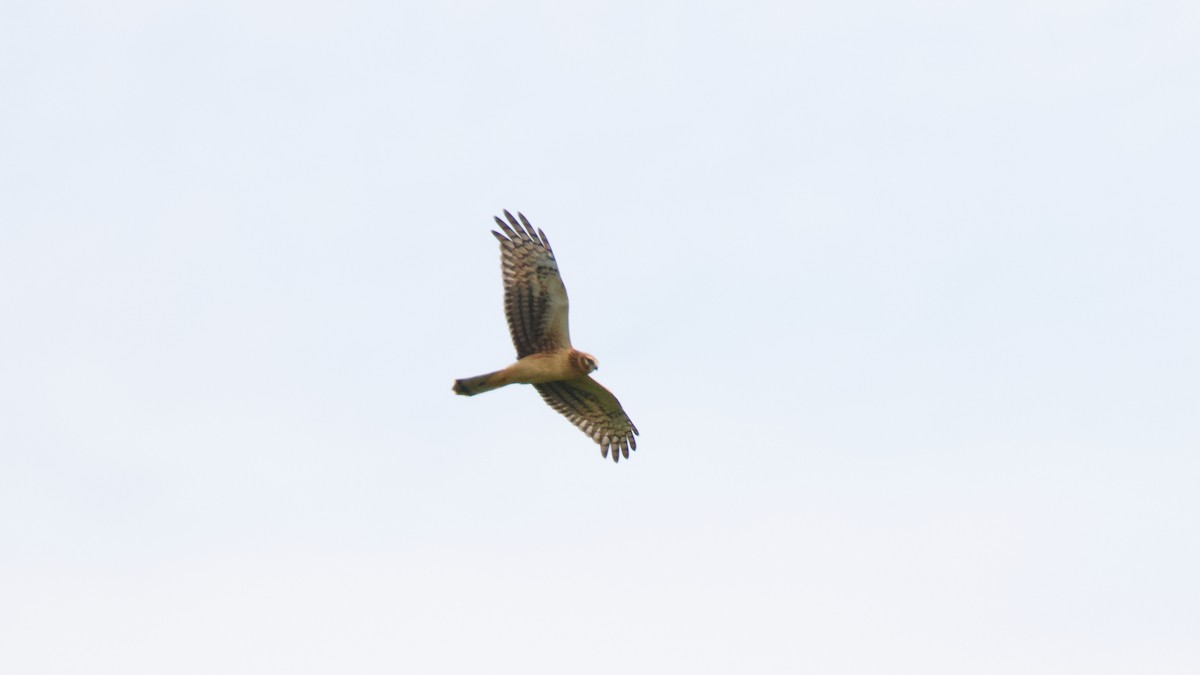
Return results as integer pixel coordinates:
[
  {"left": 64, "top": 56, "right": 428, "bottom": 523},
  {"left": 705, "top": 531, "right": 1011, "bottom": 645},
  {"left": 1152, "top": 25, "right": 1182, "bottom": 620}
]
[{"left": 453, "top": 211, "right": 639, "bottom": 463}]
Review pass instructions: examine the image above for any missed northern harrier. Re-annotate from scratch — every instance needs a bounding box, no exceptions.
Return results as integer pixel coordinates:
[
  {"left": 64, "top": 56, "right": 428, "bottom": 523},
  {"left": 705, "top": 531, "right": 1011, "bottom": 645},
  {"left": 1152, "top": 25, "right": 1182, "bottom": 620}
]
[{"left": 453, "top": 211, "right": 639, "bottom": 462}]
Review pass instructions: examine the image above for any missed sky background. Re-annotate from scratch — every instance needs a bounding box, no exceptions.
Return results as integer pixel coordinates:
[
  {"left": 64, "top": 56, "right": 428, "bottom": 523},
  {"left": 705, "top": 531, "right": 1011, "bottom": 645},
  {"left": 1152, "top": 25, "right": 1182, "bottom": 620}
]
[{"left": 2, "top": 1, "right": 1198, "bottom": 673}]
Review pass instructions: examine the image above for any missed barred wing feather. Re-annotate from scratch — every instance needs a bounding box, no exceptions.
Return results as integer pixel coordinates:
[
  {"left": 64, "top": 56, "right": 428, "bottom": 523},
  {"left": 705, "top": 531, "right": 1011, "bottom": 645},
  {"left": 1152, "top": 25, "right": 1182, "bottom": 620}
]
[
  {"left": 491, "top": 211, "right": 571, "bottom": 358},
  {"left": 535, "top": 377, "right": 639, "bottom": 463}
]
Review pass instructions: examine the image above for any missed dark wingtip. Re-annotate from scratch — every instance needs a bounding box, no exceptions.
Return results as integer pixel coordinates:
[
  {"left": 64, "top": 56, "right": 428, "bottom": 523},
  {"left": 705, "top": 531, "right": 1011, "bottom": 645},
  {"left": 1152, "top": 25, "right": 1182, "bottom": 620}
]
[
  {"left": 516, "top": 212, "right": 539, "bottom": 241},
  {"left": 493, "top": 214, "right": 519, "bottom": 240}
]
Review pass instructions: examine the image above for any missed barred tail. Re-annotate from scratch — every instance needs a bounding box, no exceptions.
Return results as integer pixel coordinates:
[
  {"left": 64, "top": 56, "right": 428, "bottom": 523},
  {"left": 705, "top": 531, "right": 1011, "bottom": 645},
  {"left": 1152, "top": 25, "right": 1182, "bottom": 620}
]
[{"left": 452, "top": 371, "right": 505, "bottom": 396}]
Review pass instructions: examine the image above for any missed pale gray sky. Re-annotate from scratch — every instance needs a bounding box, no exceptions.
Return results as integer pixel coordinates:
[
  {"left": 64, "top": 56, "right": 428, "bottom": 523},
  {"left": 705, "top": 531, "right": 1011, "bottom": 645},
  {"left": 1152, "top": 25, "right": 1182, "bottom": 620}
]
[{"left": 2, "top": 1, "right": 1198, "bottom": 673}]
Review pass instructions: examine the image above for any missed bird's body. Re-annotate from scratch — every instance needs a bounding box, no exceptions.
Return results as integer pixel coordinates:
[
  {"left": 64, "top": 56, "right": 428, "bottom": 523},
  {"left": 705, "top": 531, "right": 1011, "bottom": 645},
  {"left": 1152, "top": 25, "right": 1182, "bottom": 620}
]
[
  {"left": 453, "top": 348, "right": 595, "bottom": 395},
  {"left": 453, "top": 211, "right": 639, "bottom": 462}
]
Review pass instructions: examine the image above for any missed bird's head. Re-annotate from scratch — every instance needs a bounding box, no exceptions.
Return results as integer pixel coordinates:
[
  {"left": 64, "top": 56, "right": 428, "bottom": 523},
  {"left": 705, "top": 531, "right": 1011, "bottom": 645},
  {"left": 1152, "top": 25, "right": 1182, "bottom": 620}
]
[{"left": 574, "top": 351, "right": 599, "bottom": 374}]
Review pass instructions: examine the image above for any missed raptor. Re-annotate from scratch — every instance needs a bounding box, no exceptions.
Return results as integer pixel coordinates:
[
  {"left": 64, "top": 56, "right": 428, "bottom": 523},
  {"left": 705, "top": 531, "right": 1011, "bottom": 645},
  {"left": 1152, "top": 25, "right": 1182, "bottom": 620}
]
[{"left": 453, "top": 211, "right": 639, "bottom": 462}]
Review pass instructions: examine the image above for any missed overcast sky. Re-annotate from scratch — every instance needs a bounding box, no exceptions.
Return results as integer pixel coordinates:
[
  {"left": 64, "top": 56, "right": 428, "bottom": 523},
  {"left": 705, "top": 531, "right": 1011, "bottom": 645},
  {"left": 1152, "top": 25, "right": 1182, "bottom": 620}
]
[{"left": 2, "top": 1, "right": 1198, "bottom": 673}]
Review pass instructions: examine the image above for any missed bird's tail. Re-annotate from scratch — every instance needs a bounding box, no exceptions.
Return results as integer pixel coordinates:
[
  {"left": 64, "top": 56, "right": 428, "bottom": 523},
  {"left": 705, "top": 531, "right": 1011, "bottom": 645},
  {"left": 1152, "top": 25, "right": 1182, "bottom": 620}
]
[{"left": 452, "top": 371, "right": 505, "bottom": 396}]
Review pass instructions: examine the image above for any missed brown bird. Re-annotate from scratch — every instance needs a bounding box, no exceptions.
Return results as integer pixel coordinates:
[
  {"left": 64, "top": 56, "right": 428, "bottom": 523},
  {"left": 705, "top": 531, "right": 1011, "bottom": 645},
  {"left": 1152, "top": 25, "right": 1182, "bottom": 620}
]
[{"left": 453, "top": 211, "right": 639, "bottom": 462}]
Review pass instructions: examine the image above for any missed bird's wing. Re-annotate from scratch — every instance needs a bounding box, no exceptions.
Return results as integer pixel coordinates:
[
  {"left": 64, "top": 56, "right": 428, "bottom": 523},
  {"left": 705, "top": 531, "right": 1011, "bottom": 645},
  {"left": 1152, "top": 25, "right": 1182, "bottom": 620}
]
[
  {"left": 534, "top": 376, "right": 639, "bottom": 463},
  {"left": 492, "top": 211, "right": 571, "bottom": 358}
]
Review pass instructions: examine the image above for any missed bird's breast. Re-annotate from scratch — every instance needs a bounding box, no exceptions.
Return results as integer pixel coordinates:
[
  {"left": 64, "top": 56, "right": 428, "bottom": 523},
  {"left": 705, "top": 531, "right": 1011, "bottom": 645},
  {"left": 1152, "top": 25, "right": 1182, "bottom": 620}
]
[{"left": 506, "top": 350, "right": 578, "bottom": 384}]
